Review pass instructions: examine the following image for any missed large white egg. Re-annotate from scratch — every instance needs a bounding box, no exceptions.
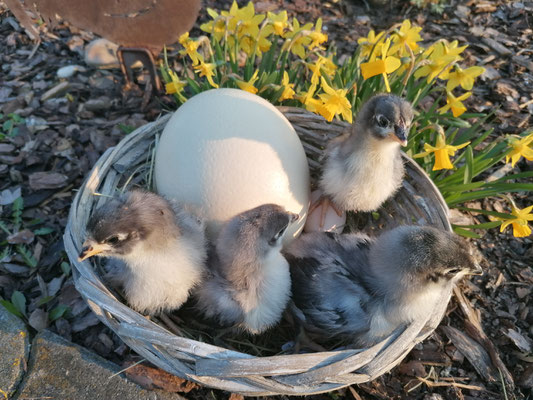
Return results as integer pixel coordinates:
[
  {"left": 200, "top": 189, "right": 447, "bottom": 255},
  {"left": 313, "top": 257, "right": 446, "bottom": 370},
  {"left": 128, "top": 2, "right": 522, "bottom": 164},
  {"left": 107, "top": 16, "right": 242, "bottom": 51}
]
[{"left": 154, "top": 89, "right": 310, "bottom": 244}]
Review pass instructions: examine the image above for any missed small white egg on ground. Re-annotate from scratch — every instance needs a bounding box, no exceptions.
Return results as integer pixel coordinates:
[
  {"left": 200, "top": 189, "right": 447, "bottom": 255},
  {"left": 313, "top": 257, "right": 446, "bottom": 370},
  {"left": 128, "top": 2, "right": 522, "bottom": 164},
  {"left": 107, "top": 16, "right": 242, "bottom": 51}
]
[{"left": 304, "top": 190, "right": 346, "bottom": 233}]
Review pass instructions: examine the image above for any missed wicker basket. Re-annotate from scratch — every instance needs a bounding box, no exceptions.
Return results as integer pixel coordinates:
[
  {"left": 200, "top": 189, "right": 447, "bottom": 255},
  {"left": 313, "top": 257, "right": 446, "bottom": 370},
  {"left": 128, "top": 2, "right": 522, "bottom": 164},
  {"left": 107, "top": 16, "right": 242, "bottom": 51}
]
[{"left": 64, "top": 107, "right": 452, "bottom": 396}]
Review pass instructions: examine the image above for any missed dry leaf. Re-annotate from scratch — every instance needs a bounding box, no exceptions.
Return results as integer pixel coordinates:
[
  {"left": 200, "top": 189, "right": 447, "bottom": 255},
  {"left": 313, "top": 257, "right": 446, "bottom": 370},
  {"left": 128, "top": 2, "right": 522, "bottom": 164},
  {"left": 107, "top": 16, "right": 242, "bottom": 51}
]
[{"left": 123, "top": 362, "right": 199, "bottom": 393}]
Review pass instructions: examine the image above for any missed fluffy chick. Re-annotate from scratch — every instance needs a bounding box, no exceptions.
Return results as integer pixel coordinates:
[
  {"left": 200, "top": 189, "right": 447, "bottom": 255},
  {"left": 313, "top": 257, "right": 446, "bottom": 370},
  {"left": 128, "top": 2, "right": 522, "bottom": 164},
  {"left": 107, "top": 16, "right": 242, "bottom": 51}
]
[
  {"left": 285, "top": 225, "right": 482, "bottom": 347},
  {"left": 78, "top": 190, "right": 207, "bottom": 315},
  {"left": 312, "top": 94, "right": 414, "bottom": 225},
  {"left": 193, "top": 204, "right": 299, "bottom": 334}
]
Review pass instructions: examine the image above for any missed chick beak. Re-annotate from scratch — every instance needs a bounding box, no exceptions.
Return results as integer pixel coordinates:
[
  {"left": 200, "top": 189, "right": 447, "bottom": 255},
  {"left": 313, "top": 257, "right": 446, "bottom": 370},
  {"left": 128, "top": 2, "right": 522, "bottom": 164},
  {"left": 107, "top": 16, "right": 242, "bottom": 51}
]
[
  {"left": 78, "top": 241, "right": 106, "bottom": 261},
  {"left": 391, "top": 124, "right": 408, "bottom": 147},
  {"left": 467, "top": 262, "right": 483, "bottom": 276}
]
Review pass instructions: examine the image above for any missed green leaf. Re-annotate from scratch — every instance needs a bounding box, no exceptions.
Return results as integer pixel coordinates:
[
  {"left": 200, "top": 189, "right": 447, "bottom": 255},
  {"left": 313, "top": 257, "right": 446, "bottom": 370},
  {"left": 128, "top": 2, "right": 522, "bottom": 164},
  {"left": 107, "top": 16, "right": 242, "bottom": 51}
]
[
  {"left": 11, "top": 291, "right": 27, "bottom": 317},
  {"left": 34, "top": 227, "right": 54, "bottom": 235},
  {"left": 0, "top": 300, "right": 23, "bottom": 318},
  {"left": 455, "top": 206, "right": 512, "bottom": 219},
  {"left": 454, "top": 221, "right": 502, "bottom": 229},
  {"left": 36, "top": 295, "right": 54, "bottom": 306},
  {"left": 16, "top": 245, "right": 38, "bottom": 268},
  {"left": 60, "top": 261, "right": 71, "bottom": 276},
  {"left": 463, "top": 145, "right": 473, "bottom": 184},
  {"left": 12, "top": 196, "right": 23, "bottom": 230},
  {"left": 452, "top": 226, "right": 482, "bottom": 238},
  {"left": 49, "top": 305, "right": 69, "bottom": 322}
]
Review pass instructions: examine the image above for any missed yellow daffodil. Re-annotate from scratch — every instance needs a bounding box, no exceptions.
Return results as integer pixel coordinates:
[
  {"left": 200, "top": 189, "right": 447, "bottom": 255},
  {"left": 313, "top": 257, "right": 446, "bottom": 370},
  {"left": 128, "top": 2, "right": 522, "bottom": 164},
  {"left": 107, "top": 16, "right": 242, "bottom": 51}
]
[
  {"left": 239, "top": 26, "right": 273, "bottom": 56},
  {"left": 413, "top": 132, "right": 470, "bottom": 170},
  {"left": 360, "top": 38, "right": 401, "bottom": 92},
  {"left": 164, "top": 70, "right": 186, "bottom": 95},
  {"left": 178, "top": 32, "right": 202, "bottom": 65},
  {"left": 390, "top": 20, "right": 422, "bottom": 57},
  {"left": 357, "top": 30, "right": 385, "bottom": 59},
  {"left": 317, "top": 54, "right": 337, "bottom": 76},
  {"left": 194, "top": 60, "right": 219, "bottom": 88},
  {"left": 200, "top": 8, "right": 229, "bottom": 41},
  {"left": 505, "top": 133, "right": 533, "bottom": 167},
  {"left": 439, "top": 91, "right": 472, "bottom": 117},
  {"left": 279, "top": 71, "right": 295, "bottom": 101},
  {"left": 267, "top": 10, "right": 289, "bottom": 37},
  {"left": 283, "top": 18, "right": 313, "bottom": 59},
  {"left": 414, "top": 54, "right": 456, "bottom": 83},
  {"left": 446, "top": 65, "right": 485, "bottom": 91},
  {"left": 308, "top": 18, "right": 328, "bottom": 50},
  {"left": 297, "top": 83, "right": 320, "bottom": 111},
  {"left": 495, "top": 203, "right": 533, "bottom": 237},
  {"left": 236, "top": 70, "right": 259, "bottom": 94},
  {"left": 227, "top": 1, "right": 265, "bottom": 39},
  {"left": 317, "top": 78, "right": 353, "bottom": 123},
  {"left": 308, "top": 57, "right": 325, "bottom": 85},
  {"left": 416, "top": 41, "right": 465, "bottom": 82},
  {"left": 441, "top": 40, "right": 468, "bottom": 58}
]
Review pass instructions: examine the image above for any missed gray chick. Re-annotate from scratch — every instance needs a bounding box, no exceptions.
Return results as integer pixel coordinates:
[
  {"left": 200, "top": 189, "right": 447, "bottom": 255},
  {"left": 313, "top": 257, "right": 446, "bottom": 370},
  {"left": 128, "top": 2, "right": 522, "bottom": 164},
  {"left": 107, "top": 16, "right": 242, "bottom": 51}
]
[
  {"left": 285, "top": 225, "right": 482, "bottom": 347},
  {"left": 311, "top": 94, "right": 414, "bottom": 225},
  {"left": 78, "top": 190, "right": 207, "bottom": 315},
  {"left": 193, "top": 204, "right": 299, "bottom": 334}
]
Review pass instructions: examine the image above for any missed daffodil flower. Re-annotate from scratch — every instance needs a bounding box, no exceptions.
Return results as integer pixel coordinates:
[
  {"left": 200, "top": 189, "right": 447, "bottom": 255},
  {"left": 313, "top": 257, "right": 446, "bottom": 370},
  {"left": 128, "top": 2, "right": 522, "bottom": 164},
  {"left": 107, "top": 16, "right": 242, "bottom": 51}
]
[
  {"left": 279, "top": 71, "right": 295, "bottom": 101},
  {"left": 495, "top": 203, "right": 533, "bottom": 237},
  {"left": 446, "top": 65, "right": 485, "bottom": 91},
  {"left": 357, "top": 30, "right": 385, "bottom": 59},
  {"left": 194, "top": 59, "right": 219, "bottom": 88},
  {"left": 389, "top": 20, "right": 422, "bottom": 57},
  {"left": 439, "top": 91, "right": 471, "bottom": 118},
  {"left": 179, "top": 32, "right": 202, "bottom": 65},
  {"left": 236, "top": 70, "right": 259, "bottom": 94},
  {"left": 360, "top": 38, "right": 401, "bottom": 92},
  {"left": 414, "top": 131, "right": 470, "bottom": 170},
  {"left": 267, "top": 10, "right": 289, "bottom": 37},
  {"left": 308, "top": 57, "right": 325, "bottom": 85},
  {"left": 307, "top": 18, "right": 328, "bottom": 50},
  {"left": 200, "top": 8, "right": 229, "bottom": 41},
  {"left": 297, "top": 83, "right": 321, "bottom": 112},
  {"left": 283, "top": 18, "right": 313, "bottom": 59},
  {"left": 317, "top": 78, "right": 353, "bottom": 123},
  {"left": 505, "top": 133, "right": 533, "bottom": 167},
  {"left": 416, "top": 41, "right": 465, "bottom": 83},
  {"left": 228, "top": 1, "right": 265, "bottom": 39},
  {"left": 164, "top": 70, "right": 186, "bottom": 95},
  {"left": 317, "top": 54, "right": 337, "bottom": 76}
]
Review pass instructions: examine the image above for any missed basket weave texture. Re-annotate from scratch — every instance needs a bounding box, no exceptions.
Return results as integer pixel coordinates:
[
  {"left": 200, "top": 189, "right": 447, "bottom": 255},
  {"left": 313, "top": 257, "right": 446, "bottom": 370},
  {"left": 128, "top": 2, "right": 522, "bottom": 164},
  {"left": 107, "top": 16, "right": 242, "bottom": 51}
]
[{"left": 64, "top": 107, "right": 452, "bottom": 396}]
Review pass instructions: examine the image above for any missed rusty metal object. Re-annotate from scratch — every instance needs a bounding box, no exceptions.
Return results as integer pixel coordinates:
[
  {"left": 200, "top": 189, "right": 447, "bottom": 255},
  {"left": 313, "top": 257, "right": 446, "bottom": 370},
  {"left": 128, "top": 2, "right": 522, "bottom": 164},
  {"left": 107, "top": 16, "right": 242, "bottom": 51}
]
[
  {"left": 117, "top": 46, "right": 162, "bottom": 93},
  {"left": 3, "top": 0, "right": 40, "bottom": 40},
  {"left": 4, "top": 0, "right": 201, "bottom": 92},
  {"left": 29, "top": 0, "right": 201, "bottom": 54}
]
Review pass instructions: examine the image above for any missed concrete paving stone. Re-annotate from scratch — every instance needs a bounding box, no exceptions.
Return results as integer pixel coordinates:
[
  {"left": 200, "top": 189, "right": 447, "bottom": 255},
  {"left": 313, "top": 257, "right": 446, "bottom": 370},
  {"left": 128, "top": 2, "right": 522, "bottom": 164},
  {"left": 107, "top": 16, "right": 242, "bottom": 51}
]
[
  {"left": 14, "top": 330, "right": 186, "bottom": 400},
  {"left": 0, "top": 304, "right": 29, "bottom": 399}
]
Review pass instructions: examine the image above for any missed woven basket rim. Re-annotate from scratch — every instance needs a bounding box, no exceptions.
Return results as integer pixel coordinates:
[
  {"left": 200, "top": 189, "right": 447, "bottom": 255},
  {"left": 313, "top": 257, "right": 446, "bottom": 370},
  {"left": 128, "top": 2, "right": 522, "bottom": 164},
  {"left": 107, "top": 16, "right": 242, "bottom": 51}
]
[{"left": 63, "top": 107, "right": 453, "bottom": 395}]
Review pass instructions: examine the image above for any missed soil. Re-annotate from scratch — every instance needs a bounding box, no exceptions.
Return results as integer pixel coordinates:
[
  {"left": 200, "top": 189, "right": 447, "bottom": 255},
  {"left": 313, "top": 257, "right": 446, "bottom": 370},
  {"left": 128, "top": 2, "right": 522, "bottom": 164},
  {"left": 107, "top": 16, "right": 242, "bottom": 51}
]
[{"left": 1, "top": 0, "right": 532, "bottom": 399}]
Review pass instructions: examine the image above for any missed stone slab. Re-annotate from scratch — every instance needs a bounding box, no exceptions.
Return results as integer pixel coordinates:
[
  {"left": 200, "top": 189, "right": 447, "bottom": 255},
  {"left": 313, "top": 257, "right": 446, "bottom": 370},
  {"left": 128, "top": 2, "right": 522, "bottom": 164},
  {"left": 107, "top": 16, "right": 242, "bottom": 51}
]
[
  {"left": 0, "top": 304, "right": 29, "bottom": 399},
  {"left": 14, "top": 330, "right": 186, "bottom": 400}
]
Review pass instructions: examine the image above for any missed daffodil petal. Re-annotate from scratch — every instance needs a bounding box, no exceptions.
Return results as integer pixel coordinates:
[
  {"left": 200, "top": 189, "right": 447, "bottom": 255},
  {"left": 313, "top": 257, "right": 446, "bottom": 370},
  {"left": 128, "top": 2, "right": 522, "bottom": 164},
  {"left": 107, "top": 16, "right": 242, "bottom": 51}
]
[
  {"left": 361, "top": 60, "right": 386, "bottom": 79},
  {"left": 384, "top": 56, "right": 401, "bottom": 73}
]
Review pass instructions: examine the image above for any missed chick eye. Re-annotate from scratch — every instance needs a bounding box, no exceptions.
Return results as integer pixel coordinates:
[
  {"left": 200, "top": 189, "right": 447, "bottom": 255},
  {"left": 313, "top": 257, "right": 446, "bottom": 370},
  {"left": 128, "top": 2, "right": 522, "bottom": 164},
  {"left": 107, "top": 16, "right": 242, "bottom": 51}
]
[
  {"left": 106, "top": 235, "right": 120, "bottom": 245},
  {"left": 446, "top": 268, "right": 461, "bottom": 275},
  {"left": 269, "top": 228, "right": 286, "bottom": 245},
  {"left": 376, "top": 115, "right": 389, "bottom": 128}
]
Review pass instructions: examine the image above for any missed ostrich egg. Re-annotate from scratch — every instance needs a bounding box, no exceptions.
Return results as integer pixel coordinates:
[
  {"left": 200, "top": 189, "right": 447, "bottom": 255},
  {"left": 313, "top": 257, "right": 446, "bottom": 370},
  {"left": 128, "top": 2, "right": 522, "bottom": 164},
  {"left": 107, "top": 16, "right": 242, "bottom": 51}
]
[{"left": 154, "top": 89, "right": 310, "bottom": 244}]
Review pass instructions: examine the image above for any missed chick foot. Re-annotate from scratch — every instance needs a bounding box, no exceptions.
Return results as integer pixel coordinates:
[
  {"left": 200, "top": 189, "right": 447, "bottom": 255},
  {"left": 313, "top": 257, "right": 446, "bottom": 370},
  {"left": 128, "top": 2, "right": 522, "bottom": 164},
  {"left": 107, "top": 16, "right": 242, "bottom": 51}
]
[
  {"left": 293, "top": 327, "right": 327, "bottom": 354},
  {"left": 308, "top": 194, "right": 343, "bottom": 229}
]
